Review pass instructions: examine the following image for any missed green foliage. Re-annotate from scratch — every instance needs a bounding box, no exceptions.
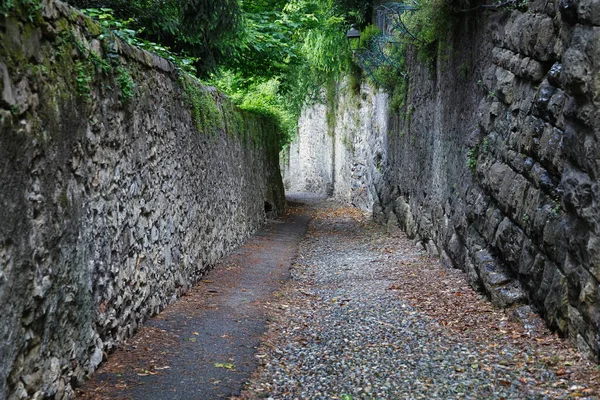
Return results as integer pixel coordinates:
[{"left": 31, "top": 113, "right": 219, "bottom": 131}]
[
  {"left": 467, "top": 146, "right": 478, "bottom": 171},
  {"left": 69, "top": 0, "right": 242, "bottom": 76},
  {"left": 302, "top": 19, "right": 349, "bottom": 75},
  {"left": 89, "top": 52, "right": 112, "bottom": 74},
  {"left": 74, "top": 61, "right": 93, "bottom": 100},
  {"left": 551, "top": 197, "right": 562, "bottom": 216},
  {"left": 116, "top": 66, "right": 135, "bottom": 103},
  {"left": 0, "top": 0, "right": 42, "bottom": 21},
  {"left": 179, "top": 74, "right": 224, "bottom": 136},
  {"left": 358, "top": 23, "right": 381, "bottom": 49},
  {"left": 350, "top": 0, "right": 458, "bottom": 117},
  {"left": 73, "top": 0, "right": 372, "bottom": 148},
  {"left": 230, "top": 2, "right": 297, "bottom": 79},
  {"left": 0, "top": 0, "right": 17, "bottom": 16},
  {"left": 214, "top": 0, "right": 372, "bottom": 145},
  {"left": 404, "top": 0, "right": 456, "bottom": 65},
  {"left": 348, "top": 62, "right": 362, "bottom": 96},
  {"left": 208, "top": 71, "right": 294, "bottom": 147},
  {"left": 80, "top": 8, "right": 199, "bottom": 75}
]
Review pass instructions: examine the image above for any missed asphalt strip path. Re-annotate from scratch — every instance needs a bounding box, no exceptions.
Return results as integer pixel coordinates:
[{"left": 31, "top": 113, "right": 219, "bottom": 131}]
[{"left": 77, "top": 193, "right": 316, "bottom": 400}]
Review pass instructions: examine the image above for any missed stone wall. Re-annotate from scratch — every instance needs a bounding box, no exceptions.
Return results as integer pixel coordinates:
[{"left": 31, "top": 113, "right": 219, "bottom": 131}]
[
  {"left": 286, "top": 0, "right": 600, "bottom": 361},
  {"left": 0, "top": 2, "right": 285, "bottom": 399},
  {"left": 282, "top": 83, "right": 389, "bottom": 211},
  {"left": 282, "top": 103, "right": 333, "bottom": 195}
]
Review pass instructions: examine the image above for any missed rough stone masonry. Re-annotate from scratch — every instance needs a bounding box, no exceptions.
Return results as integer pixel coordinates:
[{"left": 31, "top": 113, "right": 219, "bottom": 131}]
[
  {"left": 284, "top": 0, "right": 600, "bottom": 362},
  {"left": 0, "top": 1, "right": 285, "bottom": 399}
]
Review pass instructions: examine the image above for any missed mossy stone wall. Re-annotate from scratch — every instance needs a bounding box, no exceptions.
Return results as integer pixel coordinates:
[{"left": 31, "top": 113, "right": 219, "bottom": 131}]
[{"left": 0, "top": 1, "right": 284, "bottom": 399}]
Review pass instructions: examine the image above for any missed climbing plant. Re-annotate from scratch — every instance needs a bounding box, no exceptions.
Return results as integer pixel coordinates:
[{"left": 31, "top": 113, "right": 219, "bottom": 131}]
[
  {"left": 353, "top": 0, "right": 457, "bottom": 113},
  {"left": 0, "top": 0, "right": 42, "bottom": 21}
]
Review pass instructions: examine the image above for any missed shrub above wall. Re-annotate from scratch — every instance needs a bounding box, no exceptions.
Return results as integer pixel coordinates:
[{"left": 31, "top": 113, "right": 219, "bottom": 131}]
[{"left": 0, "top": 1, "right": 284, "bottom": 399}]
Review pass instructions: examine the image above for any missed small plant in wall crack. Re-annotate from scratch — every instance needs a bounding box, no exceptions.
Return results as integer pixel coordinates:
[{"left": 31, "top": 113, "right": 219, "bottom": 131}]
[
  {"left": 467, "top": 146, "right": 478, "bottom": 171},
  {"left": 551, "top": 197, "right": 562, "bottom": 216},
  {"left": 116, "top": 66, "right": 135, "bottom": 104},
  {"left": 75, "top": 61, "right": 93, "bottom": 100},
  {"left": 482, "top": 138, "right": 490, "bottom": 152}
]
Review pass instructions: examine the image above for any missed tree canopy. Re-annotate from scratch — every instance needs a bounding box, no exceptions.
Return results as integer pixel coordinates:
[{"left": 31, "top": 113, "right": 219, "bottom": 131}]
[
  {"left": 212, "top": 0, "right": 372, "bottom": 144},
  {"left": 67, "top": 0, "right": 243, "bottom": 73}
]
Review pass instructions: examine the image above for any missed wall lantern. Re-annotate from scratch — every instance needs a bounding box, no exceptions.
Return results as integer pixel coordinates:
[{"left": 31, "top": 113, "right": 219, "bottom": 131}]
[{"left": 346, "top": 24, "right": 361, "bottom": 51}]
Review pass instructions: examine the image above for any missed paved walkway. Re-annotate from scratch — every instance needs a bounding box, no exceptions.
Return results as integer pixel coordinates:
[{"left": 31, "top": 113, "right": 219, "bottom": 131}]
[
  {"left": 77, "top": 194, "right": 313, "bottom": 399},
  {"left": 78, "top": 193, "right": 600, "bottom": 399}
]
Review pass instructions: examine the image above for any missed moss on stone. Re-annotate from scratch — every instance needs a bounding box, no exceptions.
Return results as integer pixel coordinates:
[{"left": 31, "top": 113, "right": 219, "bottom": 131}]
[
  {"left": 178, "top": 74, "right": 224, "bottom": 136},
  {"left": 59, "top": 189, "right": 69, "bottom": 209},
  {"left": 84, "top": 17, "right": 102, "bottom": 37},
  {"left": 116, "top": 66, "right": 135, "bottom": 104},
  {"left": 325, "top": 79, "right": 338, "bottom": 137}
]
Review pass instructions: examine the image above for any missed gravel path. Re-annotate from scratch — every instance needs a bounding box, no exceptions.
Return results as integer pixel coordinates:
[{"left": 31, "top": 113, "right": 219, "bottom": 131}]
[{"left": 239, "top": 193, "right": 600, "bottom": 399}]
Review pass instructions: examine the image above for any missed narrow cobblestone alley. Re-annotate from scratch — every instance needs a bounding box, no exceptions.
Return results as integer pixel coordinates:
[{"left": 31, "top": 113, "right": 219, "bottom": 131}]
[{"left": 80, "top": 194, "right": 600, "bottom": 399}]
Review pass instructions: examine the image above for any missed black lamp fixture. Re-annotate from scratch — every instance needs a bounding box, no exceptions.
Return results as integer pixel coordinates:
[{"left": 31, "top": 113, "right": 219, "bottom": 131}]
[{"left": 346, "top": 24, "right": 361, "bottom": 50}]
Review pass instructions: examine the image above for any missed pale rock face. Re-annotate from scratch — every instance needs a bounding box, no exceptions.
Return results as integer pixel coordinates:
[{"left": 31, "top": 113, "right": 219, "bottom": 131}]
[{"left": 283, "top": 84, "right": 388, "bottom": 212}]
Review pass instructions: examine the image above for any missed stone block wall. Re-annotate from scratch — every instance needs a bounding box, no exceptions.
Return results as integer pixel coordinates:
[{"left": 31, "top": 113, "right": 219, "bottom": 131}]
[
  {"left": 287, "top": 0, "right": 600, "bottom": 361},
  {"left": 0, "top": 1, "right": 285, "bottom": 399}
]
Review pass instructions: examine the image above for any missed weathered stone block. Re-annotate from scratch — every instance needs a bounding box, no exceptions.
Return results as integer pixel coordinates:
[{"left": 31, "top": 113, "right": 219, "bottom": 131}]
[
  {"left": 518, "top": 243, "right": 546, "bottom": 284},
  {"left": 562, "top": 26, "right": 599, "bottom": 99},
  {"left": 503, "top": 12, "right": 557, "bottom": 61},
  {"left": 495, "top": 281, "right": 527, "bottom": 307},
  {"left": 464, "top": 249, "right": 484, "bottom": 292},
  {"left": 577, "top": 0, "right": 600, "bottom": 25},
  {"left": 577, "top": 333, "right": 600, "bottom": 363},
  {"left": 494, "top": 218, "right": 526, "bottom": 269},
  {"left": 0, "top": 63, "right": 15, "bottom": 108},
  {"left": 538, "top": 125, "right": 565, "bottom": 175},
  {"left": 543, "top": 267, "right": 570, "bottom": 332},
  {"left": 587, "top": 234, "right": 600, "bottom": 281},
  {"left": 562, "top": 48, "right": 592, "bottom": 95},
  {"left": 492, "top": 47, "right": 546, "bottom": 82},
  {"left": 533, "top": 17, "right": 557, "bottom": 60},
  {"left": 495, "top": 68, "right": 517, "bottom": 104},
  {"left": 482, "top": 205, "right": 504, "bottom": 243},
  {"left": 561, "top": 164, "right": 597, "bottom": 225}
]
